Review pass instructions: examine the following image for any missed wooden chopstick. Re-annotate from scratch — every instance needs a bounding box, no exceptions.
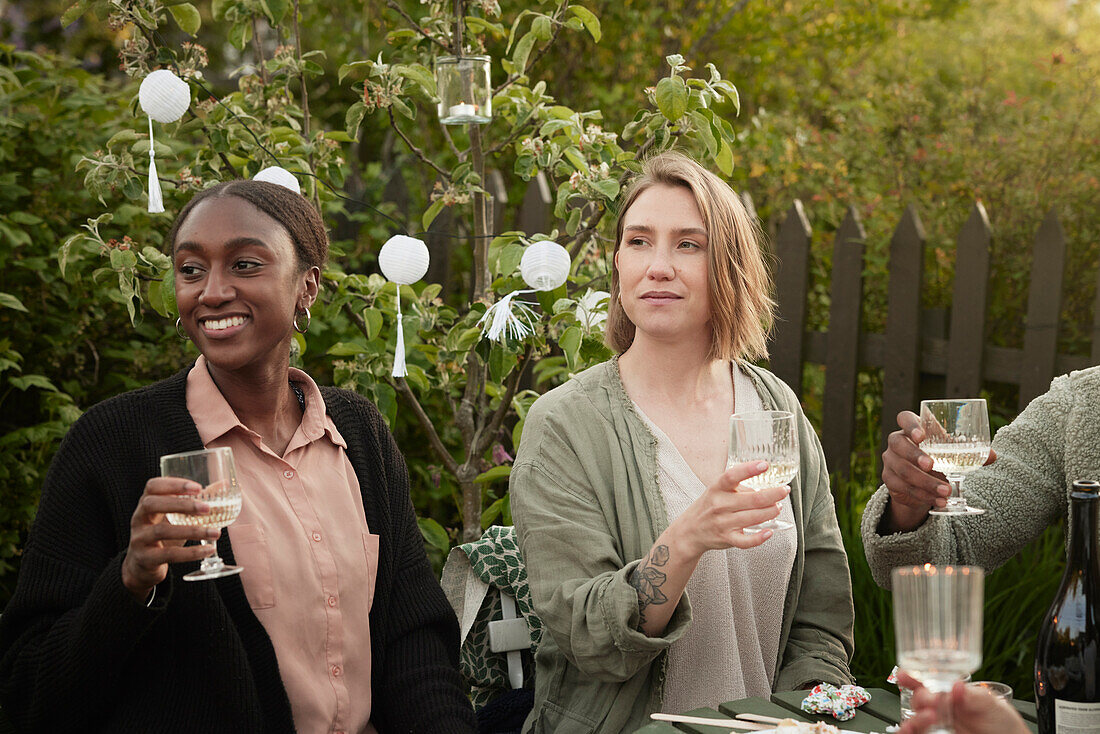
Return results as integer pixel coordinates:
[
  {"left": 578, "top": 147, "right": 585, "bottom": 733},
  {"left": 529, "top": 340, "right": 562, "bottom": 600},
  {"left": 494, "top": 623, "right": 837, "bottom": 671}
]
[
  {"left": 650, "top": 712, "right": 772, "bottom": 730},
  {"left": 734, "top": 712, "right": 868, "bottom": 734}
]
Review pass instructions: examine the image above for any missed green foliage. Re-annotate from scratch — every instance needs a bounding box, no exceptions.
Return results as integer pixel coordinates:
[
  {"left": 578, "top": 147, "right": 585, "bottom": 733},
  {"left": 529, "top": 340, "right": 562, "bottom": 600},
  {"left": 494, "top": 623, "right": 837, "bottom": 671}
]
[{"left": 0, "top": 46, "right": 193, "bottom": 603}]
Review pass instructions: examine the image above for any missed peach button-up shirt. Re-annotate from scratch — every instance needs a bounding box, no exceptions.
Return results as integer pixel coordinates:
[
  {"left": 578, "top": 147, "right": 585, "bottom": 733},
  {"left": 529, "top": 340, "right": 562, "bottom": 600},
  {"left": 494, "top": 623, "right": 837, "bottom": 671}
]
[{"left": 186, "top": 356, "right": 379, "bottom": 734}]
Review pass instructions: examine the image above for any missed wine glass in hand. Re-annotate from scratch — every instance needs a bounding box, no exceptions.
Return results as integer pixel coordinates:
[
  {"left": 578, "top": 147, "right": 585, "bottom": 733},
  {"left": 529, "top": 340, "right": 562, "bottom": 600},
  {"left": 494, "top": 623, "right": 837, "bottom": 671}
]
[
  {"left": 727, "top": 410, "right": 797, "bottom": 533},
  {"left": 894, "top": 565, "right": 985, "bottom": 734},
  {"left": 920, "top": 399, "right": 990, "bottom": 516},
  {"left": 160, "top": 447, "right": 243, "bottom": 581}
]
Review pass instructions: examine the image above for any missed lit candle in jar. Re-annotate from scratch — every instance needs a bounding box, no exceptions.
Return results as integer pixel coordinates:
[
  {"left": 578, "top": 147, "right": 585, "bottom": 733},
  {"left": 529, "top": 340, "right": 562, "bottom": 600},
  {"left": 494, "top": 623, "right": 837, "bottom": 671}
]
[{"left": 449, "top": 102, "right": 478, "bottom": 118}]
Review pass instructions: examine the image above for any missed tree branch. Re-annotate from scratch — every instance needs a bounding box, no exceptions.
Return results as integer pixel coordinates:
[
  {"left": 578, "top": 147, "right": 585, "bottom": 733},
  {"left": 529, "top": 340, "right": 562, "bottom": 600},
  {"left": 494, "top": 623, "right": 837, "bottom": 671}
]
[
  {"left": 391, "top": 376, "right": 462, "bottom": 476},
  {"left": 385, "top": 0, "right": 453, "bottom": 53},
  {"left": 389, "top": 109, "right": 451, "bottom": 178},
  {"left": 337, "top": 302, "right": 460, "bottom": 476},
  {"left": 493, "top": 1, "right": 569, "bottom": 95},
  {"left": 476, "top": 345, "right": 533, "bottom": 456}
]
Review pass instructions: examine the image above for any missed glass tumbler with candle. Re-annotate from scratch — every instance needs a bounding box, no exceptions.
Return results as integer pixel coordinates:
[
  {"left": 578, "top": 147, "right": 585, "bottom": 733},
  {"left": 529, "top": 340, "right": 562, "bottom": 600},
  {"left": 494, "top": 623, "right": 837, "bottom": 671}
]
[{"left": 436, "top": 55, "right": 492, "bottom": 125}]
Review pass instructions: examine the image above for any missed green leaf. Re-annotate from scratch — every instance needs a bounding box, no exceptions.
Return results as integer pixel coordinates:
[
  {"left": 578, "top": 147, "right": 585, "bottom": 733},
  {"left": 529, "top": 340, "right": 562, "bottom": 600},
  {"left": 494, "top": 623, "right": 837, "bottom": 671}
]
[
  {"left": 259, "top": 0, "right": 289, "bottom": 24},
  {"left": 417, "top": 517, "right": 451, "bottom": 553},
  {"left": 655, "top": 76, "right": 688, "bottom": 122},
  {"left": 715, "top": 139, "right": 735, "bottom": 176},
  {"left": 9, "top": 375, "right": 59, "bottom": 392},
  {"left": 481, "top": 496, "right": 507, "bottom": 528},
  {"left": 147, "top": 279, "right": 168, "bottom": 318},
  {"left": 394, "top": 63, "right": 437, "bottom": 97},
  {"left": 365, "top": 309, "right": 384, "bottom": 340},
  {"left": 451, "top": 327, "right": 482, "bottom": 354},
  {"left": 345, "top": 101, "right": 367, "bottom": 139},
  {"left": 513, "top": 31, "right": 537, "bottom": 73},
  {"left": 690, "top": 110, "right": 718, "bottom": 157},
  {"left": 569, "top": 5, "right": 601, "bottom": 42},
  {"left": 532, "top": 15, "right": 552, "bottom": 41},
  {"left": 559, "top": 325, "right": 582, "bottom": 369},
  {"left": 0, "top": 293, "right": 28, "bottom": 312},
  {"left": 338, "top": 60, "right": 372, "bottom": 83},
  {"left": 61, "top": 0, "right": 90, "bottom": 28},
  {"left": 106, "top": 129, "right": 141, "bottom": 148},
  {"left": 474, "top": 465, "right": 512, "bottom": 484},
  {"left": 422, "top": 199, "right": 446, "bottom": 230},
  {"left": 564, "top": 146, "right": 587, "bottom": 172},
  {"left": 590, "top": 178, "right": 620, "bottom": 200},
  {"left": 168, "top": 3, "right": 202, "bottom": 36},
  {"left": 489, "top": 343, "right": 518, "bottom": 384}
]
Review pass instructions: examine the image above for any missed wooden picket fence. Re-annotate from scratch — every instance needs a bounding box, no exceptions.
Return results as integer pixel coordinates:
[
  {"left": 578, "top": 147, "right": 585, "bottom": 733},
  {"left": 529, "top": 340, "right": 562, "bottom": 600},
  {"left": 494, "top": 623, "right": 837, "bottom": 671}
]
[{"left": 768, "top": 200, "right": 1097, "bottom": 477}]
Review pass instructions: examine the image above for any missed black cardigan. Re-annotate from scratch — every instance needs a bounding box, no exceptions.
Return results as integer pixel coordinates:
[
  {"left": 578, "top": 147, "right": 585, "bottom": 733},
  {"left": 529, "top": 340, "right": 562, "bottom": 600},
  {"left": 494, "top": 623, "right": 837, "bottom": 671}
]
[{"left": 0, "top": 369, "right": 476, "bottom": 733}]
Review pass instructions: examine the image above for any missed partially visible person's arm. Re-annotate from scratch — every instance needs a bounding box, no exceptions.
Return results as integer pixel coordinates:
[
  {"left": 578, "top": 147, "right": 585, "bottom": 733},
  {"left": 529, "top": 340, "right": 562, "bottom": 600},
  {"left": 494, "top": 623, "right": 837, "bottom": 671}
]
[
  {"left": 862, "top": 373, "right": 1075, "bottom": 588},
  {"left": 0, "top": 409, "right": 181, "bottom": 730}
]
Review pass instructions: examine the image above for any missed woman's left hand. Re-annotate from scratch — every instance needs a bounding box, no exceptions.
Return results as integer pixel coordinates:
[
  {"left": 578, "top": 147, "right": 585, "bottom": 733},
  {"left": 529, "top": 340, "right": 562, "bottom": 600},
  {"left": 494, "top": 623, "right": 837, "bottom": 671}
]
[{"left": 897, "top": 673, "right": 1028, "bottom": 734}]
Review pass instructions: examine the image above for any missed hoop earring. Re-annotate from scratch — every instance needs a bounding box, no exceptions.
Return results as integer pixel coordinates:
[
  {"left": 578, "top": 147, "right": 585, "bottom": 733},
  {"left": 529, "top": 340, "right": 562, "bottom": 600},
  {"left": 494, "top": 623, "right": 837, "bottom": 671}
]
[
  {"left": 175, "top": 317, "right": 189, "bottom": 340},
  {"left": 294, "top": 306, "right": 311, "bottom": 334}
]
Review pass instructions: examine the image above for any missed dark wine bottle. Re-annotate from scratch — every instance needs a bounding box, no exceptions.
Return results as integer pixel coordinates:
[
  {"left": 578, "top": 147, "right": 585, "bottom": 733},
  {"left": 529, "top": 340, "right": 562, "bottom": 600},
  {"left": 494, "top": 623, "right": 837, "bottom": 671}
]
[{"left": 1035, "top": 479, "right": 1100, "bottom": 734}]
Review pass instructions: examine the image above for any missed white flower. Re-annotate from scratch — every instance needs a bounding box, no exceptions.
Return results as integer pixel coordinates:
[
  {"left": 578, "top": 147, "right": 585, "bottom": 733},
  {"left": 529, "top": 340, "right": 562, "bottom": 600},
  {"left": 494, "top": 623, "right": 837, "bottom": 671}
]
[{"left": 576, "top": 290, "right": 610, "bottom": 331}]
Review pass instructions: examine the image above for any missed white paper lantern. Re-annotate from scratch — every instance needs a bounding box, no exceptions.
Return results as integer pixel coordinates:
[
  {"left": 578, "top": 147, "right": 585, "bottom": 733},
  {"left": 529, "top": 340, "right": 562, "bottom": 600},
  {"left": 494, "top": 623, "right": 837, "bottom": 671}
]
[
  {"left": 520, "top": 240, "right": 571, "bottom": 291},
  {"left": 379, "top": 235, "right": 430, "bottom": 285},
  {"left": 138, "top": 70, "right": 190, "bottom": 214},
  {"left": 378, "top": 234, "right": 430, "bottom": 378},
  {"left": 253, "top": 166, "right": 301, "bottom": 195},
  {"left": 139, "top": 69, "right": 191, "bottom": 123}
]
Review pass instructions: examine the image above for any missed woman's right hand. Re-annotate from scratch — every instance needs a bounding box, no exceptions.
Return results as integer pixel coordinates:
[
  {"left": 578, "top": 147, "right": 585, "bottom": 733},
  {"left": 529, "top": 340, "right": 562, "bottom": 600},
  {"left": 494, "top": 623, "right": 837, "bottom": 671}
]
[
  {"left": 671, "top": 460, "right": 789, "bottom": 557},
  {"left": 120, "top": 477, "right": 219, "bottom": 603}
]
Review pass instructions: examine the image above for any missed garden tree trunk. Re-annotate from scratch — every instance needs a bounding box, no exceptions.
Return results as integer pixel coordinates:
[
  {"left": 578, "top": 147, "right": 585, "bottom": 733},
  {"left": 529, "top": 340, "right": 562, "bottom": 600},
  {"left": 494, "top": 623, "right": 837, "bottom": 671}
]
[{"left": 456, "top": 122, "right": 494, "bottom": 543}]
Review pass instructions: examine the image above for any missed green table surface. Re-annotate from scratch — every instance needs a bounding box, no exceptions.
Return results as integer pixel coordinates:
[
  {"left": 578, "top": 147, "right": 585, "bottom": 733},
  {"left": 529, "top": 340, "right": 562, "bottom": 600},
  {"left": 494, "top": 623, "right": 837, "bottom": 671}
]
[{"left": 634, "top": 687, "right": 1038, "bottom": 733}]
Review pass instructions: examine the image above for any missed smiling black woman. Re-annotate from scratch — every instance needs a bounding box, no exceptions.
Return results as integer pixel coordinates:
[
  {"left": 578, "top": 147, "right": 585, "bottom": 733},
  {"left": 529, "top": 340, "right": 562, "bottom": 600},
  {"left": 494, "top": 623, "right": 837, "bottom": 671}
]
[{"left": 0, "top": 180, "right": 477, "bottom": 733}]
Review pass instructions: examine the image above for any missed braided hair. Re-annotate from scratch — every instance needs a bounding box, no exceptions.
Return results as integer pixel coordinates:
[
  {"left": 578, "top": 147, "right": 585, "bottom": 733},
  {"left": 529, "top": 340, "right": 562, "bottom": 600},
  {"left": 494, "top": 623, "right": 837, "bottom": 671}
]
[{"left": 167, "top": 180, "right": 329, "bottom": 271}]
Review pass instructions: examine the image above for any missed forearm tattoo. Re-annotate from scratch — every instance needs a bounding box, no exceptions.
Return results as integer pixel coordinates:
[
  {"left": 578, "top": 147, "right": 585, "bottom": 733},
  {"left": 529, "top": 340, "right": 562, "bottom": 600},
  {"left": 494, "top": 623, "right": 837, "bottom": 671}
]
[{"left": 629, "top": 544, "right": 670, "bottom": 627}]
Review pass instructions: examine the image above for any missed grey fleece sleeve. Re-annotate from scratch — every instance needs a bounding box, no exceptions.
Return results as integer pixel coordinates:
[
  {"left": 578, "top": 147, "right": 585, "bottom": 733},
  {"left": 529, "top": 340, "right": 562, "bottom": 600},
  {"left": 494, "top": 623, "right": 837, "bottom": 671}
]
[{"left": 861, "top": 375, "right": 1073, "bottom": 588}]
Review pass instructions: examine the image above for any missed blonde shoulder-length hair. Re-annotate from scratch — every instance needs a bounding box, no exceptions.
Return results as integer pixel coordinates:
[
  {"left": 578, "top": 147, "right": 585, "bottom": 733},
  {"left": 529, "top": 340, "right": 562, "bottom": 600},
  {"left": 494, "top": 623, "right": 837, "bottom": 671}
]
[{"left": 605, "top": 151, "right": 775, "bottom": 362}]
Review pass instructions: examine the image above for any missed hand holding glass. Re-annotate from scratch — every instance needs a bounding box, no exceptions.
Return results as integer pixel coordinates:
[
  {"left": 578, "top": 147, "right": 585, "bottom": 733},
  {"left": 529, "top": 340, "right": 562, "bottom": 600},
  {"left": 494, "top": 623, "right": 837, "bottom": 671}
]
[
  {"left": 893, "top": 564, "right": 984, "bottom": 734},
  {"left": 727, "top": 410, "right": 797, "bottom": 533},
  {"left": 920, "top": 399, "right": 990, "bottom": 516},
  {"left": 160, "top": 447, "right": 243, "bottom": 581}
]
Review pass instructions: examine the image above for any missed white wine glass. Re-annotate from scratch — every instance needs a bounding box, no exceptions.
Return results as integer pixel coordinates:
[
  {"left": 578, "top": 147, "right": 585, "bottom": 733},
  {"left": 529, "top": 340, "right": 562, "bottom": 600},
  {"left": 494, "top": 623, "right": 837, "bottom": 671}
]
[
  {"left": 893, "top": 564, "right": 984, "bottom": 734},
  {"left": 727, "top": 410, "right": 797, "bottom": 533},
  {"left": 920, "top": 399, "right": 991, "bottom": 516},
  {"left": 160, "top": 447, "right": 243, "bottom": 581}
]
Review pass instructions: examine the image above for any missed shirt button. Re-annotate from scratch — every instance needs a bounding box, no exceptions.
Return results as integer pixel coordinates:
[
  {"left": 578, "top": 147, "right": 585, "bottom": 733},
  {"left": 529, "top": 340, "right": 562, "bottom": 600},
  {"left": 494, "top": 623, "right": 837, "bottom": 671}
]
[
  {"left": 327, "top": 595, "right": 337, "bottom": 607},
  {"left": 331, "top": 665, "right": 342, "bottom": 677},
  {"left": 311, "top": 532, "right": 322, "bottom": 542},
  {"left": 283, "top": 469, "right": 295, "bottom": 479}
]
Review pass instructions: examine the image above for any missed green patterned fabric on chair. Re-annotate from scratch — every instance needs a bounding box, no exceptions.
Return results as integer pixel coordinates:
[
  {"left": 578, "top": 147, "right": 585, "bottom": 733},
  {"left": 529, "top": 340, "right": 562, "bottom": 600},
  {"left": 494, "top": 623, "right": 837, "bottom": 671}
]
[{"left": 441, "top": 525, "right": 541, "bottom": 709}]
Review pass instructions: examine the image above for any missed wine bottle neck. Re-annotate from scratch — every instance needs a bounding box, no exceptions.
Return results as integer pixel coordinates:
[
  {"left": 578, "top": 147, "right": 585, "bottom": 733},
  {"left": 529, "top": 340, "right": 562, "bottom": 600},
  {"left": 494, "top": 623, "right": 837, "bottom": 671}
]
[{"left": 1067, "top": 493, "right": 1099, "bottom": 570}]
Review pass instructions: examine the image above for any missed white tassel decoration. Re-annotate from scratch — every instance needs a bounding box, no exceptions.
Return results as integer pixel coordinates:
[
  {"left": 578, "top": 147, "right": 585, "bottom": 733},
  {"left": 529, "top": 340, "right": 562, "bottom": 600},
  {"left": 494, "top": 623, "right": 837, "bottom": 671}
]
[
  {"left": 477, "top": 290, "right": 538, "bottom": 342},
  {"left": 147, "top": 117, "right": 164, "bottom": 213},
  {"left": 392, "top": 286, "right": 408, "bottom": 378}
]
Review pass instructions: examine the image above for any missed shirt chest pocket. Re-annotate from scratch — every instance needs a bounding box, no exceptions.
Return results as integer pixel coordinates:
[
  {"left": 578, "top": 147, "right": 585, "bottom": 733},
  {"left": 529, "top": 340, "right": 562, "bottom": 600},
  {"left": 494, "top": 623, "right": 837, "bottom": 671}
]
[{"left": 231, "top": 523, "right": 276, "bottom": 610}]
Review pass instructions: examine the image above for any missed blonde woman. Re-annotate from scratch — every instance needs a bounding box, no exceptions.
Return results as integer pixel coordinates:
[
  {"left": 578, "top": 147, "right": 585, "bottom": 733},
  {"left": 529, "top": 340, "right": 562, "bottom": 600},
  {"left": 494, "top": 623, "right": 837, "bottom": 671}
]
[{"left": 510, "top": 152, "right": 854, "bottom": 733}]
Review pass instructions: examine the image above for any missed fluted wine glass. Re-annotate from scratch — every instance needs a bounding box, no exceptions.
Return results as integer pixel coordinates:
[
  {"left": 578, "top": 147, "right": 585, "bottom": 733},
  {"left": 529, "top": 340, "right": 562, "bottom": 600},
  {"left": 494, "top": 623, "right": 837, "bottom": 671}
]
[
  {"left": 920, "top": 399, "right": 991, "bottom": 516},
  {"left": 160, "top": 446, "right": 243, "bottom": 581},
  {"left": 727, "top": 410, "right": 797, "bottom": 533},
  {"left": 893, "top": 564, "right": 984, "bottom": 734}
]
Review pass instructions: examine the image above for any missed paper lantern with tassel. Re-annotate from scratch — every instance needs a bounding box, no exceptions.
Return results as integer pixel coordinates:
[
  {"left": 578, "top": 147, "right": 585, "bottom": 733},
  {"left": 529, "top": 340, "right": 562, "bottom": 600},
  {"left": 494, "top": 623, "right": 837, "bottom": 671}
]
[
  {"left": 253, "top": 166, "right": 301, "bottom": 195},
  {"left": 478, "top": 239, "right": 572, "bottom": 343},
  {"left": 138, "top": 70, "right": 190, "bottom": 213},
  {"left": 378, "top": 235, "right": 430, "bottom": 377}
]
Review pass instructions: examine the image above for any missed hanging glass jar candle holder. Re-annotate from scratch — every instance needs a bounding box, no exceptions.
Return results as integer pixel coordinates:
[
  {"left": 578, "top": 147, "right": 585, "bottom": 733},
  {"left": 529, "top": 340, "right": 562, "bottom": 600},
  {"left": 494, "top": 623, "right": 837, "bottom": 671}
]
[{"left": 435, "top": 55, "right": 492, "bottom": 125}]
